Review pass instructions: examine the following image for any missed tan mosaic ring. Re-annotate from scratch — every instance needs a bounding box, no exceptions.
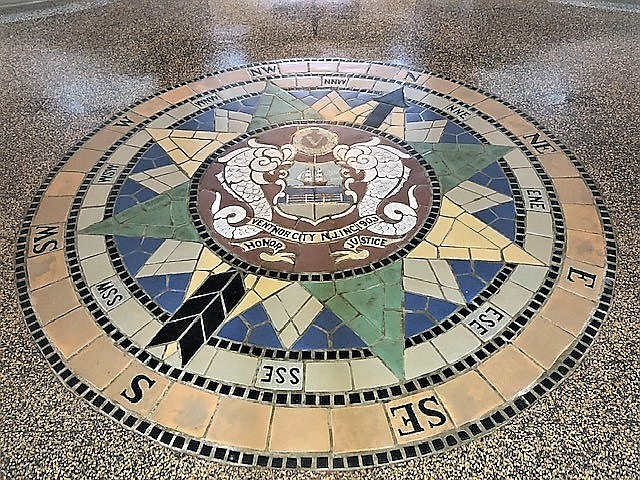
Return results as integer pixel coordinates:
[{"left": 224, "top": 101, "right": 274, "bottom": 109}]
[{"left": 15, "top": 59, "right": 615, "bottom": 469}]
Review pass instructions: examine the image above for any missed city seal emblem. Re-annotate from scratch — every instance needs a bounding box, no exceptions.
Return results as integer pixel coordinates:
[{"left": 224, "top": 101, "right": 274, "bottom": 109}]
[{"left": 195, "top": 124, "right": 438, "bottom": 273}]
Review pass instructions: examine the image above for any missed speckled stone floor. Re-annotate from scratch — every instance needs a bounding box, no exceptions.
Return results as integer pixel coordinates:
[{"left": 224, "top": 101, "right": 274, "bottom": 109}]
[{"left": 1, "top": 0, "right": 639, "bottom": 479}]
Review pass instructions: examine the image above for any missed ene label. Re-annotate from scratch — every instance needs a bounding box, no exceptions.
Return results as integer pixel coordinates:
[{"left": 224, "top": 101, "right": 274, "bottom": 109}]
[
  {"left": 524, "top": 188, "right": 550, "bottom": 212},
  {"left": 257, "top": 360, "right": 303, "bottom": 391},
  {"left": 464, "top": 303, "right": 510, "bottom": 341}
]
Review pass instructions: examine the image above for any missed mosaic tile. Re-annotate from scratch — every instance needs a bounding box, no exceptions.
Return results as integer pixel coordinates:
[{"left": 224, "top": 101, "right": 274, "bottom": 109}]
[
  {"left": 16, "top": 60, "right": 615, "bottom": 469},
  {"left": 269, "top": 407, "right": 331, "bottom": 452},
  {"left": 67, "top": 336, "right": 131, "bottom": 390},
  {"left": 109, "top": 298, "right": 154, "bottom": 336},
  {"left": 431, "top": 324, "right": 482, "bottom": 363},
  {"left": 386, "top": 391, "right": 454, "bottom": 443},
  {"left": 103, "top": 361, "right": 170, "bottom": 416},
  {"left": 248, "top": 83, "right": 321, "bottom": 131},
  {"left": 150, "top": 383, "right": 218, "bottom": 437},
  {"left": 84, "top": 183, "right": 201, "bottom": 242},
  {"left": 513, "top": 317, "right": 576, "bottom": 369},
  {"left": 434, "top": 371, "right": 503, "bottom": 426},
  {"left": 306, "top": 362, "right": 352, "bottom": 392},
  {"left": 129, "top": 164, "right": 189, "bottom": 194},
  {"left": 206, "top": 397, "right": 272, "bottom": 450},
  {"left": 43, "top": 307, "right": 101, "bottom": 358},
  {"left": 331, "top": 404, "right": 395, "bottom": 453},
  {"left": 146, "top": 129, "right": 240, "bottom": 177},
  {"left": 478, "top": 345, "right": 544, "bottom": 400}
]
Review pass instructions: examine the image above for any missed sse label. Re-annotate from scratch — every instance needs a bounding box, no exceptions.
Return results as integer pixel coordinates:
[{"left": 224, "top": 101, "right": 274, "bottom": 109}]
[{"left": 257, "top": 360, "right": 303, "bottom": 391}]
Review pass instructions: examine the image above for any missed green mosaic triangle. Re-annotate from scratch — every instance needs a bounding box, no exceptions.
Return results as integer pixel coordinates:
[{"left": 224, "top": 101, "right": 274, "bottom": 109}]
[
  {"left": 409, "top": 142, "right": 514, "bottom": 193},
  {"left": 81, "top": 182, "right": 201, "bottom": 242},
  {"left": 248, "top": 82, "right": 322, "bottom": 131},
  {"left": 303, "top": 261, "right": 405, "bottom": 379}
]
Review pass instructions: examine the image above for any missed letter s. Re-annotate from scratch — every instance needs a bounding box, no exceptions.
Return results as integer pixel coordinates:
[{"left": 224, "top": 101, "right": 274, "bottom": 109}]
[{"left": 120, "top": 374, "right": 156, "bottom": 404}]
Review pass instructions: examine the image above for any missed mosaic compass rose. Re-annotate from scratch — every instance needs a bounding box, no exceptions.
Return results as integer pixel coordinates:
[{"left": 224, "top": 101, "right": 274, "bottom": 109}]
[{"left": 16, "top": 59, "right": 615, "bottom": 470}]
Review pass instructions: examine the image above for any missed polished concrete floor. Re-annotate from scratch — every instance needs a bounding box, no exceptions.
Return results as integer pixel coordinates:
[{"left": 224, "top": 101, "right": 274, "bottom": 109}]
[{"left": 1, "top": 0, "right": 639, "bottom": 478}]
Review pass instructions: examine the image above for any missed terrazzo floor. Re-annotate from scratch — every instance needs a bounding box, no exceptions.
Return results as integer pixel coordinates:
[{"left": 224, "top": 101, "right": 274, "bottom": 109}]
[{"left": 1, "top": 0, "right": 639, "bottom": 479}]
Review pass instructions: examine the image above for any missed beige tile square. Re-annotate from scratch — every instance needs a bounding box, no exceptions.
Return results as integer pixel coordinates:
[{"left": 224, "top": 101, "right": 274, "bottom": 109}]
[
  {"left": 62, "top": 148, "right": 103, "bottom": 172},
  {"left": 513, "top": 167, "right": 544, "bottom": 189},
  {"left": 501, "top": 114, "right": 537, "bottom": 136},
  {"left": 540, "top": 287, "right": 596, "bottom": 336},
  {"left": 217, "top": 69, "right": 251, "bottom": 85},
  {"left": 483, "top": 130, "right": 516, "bottom": 146},
  {"left": 385, "top": 390, "right": 453, "bottom": 443},
  {"left": 81, "top": 253, "right": 114, "bottom": 286},
  {"left": 160, "top": 85, "right": 196, "bottom": 104},
  {"left": 566, "top": 230, "right": 606, "bottom": 267},
  {"left": 424, "top": 76, "right": 457, "bottom": 94},
  {"left": 151, "top": 383, "right": 218, "bottom": 437},
  {"left": 82, "top": 185, "right": 112, "bottom": 208},
  {"left": 133, "top": 97, "right": 172, "bottom": 118},
  {"left": 82, "top": 129, "right": 123, "bottom": 151},
  {"left": 432, "top": 325, "right": 481, "bottom": 363},
  {"left": 514, "top": 317, "right": 575, "bottom": 369},
  {"left": 206, "top": 397, "right": 272, "bottom": 450},
  {"left": 563, "top": 204, "right": 603, "bottom": 234},
  {"left": 205, "top": 349, "right": 258, "bottom": 384},
  {"left": 491, "top": 281, "right": 533, "bottom": 316},
  {"left": 33, "top": 196, "right": 74, "bottom": 224},
  {"left": 43, "top": 307, "right": 101, "bottom": 358},
  {"left": 46, "top": 172, "right": 86, "bottom": 197},
  {"left": 368, "top": 64, "right": 400, "bottom": 78},
  {"left": 31, "top": 277, "right": 81, "bottom": 325},
  {"left": 76, "top": 206, "right": 106, "bottom": 230},
  {"left": 189, "top": 76, "right": 223, "bottom": 94},
  {"left": 305, "top": 362, "right": 351, "bottom": 392},
  {"left": 404, "top": 341, "right": 447, "bottom": 378},
  {"left": 475, "top": 98, "right": 513, "bottom": 120},
  {"left": 351, "top": 357, "right": 397, "bottom": 389},
  {"left": 279, "top": 61, "right": 309, "bottom": 74},
  {"left": 509, "top": 265, "right": 548, "bottom": 292},
  {"left": 269, "top": 407, "right": 330, "bottom": 453},
  {"left": 76, "top": 234, "right": 106, "bottom": 260},
  {"left": 526, "top": 211, "right": 553, "bottom": 238},
  {"left": 109, "top": 299, "right": 153, "bottom": 336},
  {"left": 27, "top": 250, "right": 68, "bottom": 290},
  {"left": 103, "top": 362, "right": 170, "bottom": 416},
  {"left": 67, "top": 336, "right": 131, "bottom": 390},
  {"left": 523, "top": 234, "right": 553, "bottom": 265},
  {"left": 338, "top": 61, "right": 370, "bottom": 74},
  {"left": 554, "top": 178, "right": 594, "bottom": 204},
  {"left": 478, "top": 346, "right": 544, "bottom": 400},
  {"left": 559, "top": 259, "right": 605, "bottom": 301},
  {"left": 308, "top": 61, "right": 339, "bottom": 72},
  {"left": 331, "top": 404, "right": 394, "bottom": 453},
  {"left": 538, "top": 153, "right": 580, "bottom": 178},
  {"left": 435, "top": 371, "right": 503, "bottom": 426},
  {"left": 451, "top": 85, "right": 485, "bottom": 105}
]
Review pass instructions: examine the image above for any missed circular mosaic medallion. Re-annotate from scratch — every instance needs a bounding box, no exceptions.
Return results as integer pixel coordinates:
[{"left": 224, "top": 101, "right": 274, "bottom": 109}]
[{"left": 16, "top": 59, "right": 615, "bottom": 470}]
